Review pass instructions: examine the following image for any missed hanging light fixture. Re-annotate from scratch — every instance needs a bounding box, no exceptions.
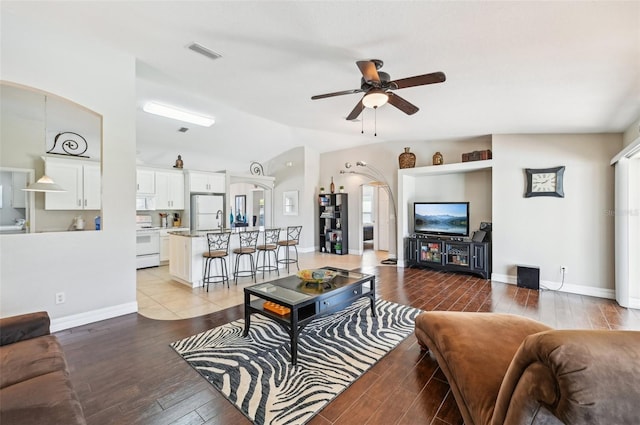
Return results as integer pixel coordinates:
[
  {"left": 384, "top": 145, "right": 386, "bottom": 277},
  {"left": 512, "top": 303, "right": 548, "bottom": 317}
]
[
  {"left": 23, "top": 175, "right": 65, "bottom": 192},
  {"left": 23, "top": 95, "right": 66, "bottom": 193},
  {"left": 362, "top": 89, "right": 389, "bottom": 109}
]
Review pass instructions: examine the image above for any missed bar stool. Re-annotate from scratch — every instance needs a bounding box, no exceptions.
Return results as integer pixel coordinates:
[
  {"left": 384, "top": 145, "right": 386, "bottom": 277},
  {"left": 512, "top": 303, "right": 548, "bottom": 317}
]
[
  {"left": 202, "top": 232, "right": 231, "bottom": 291},
  {"left": 277, "top": 225, "right": 302, "bottom": 274},
  {"left": 232, "top": 229, "right": 260, "bottom": 284},
  {"left": 256, "top": 228, "right": 281, "bottom": 278}
]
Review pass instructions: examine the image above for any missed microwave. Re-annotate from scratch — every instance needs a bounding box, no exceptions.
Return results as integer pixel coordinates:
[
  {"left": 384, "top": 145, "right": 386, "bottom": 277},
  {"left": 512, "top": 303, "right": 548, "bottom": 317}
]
[{"left": 136, "top": 196, "right": 156, "bottom": 211}]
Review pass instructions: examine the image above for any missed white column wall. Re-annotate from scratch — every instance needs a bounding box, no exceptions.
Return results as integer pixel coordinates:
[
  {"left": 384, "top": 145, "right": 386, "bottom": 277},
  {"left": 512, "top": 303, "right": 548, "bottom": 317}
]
[{"left": 0, "top": 12, "right": 137, "bottom": 330}]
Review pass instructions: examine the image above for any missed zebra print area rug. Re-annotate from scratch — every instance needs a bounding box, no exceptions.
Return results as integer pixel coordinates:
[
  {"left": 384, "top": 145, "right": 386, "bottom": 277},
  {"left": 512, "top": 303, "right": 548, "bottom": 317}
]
[{"left": 171, "top": 298, "right": 421, "bottom": 425}]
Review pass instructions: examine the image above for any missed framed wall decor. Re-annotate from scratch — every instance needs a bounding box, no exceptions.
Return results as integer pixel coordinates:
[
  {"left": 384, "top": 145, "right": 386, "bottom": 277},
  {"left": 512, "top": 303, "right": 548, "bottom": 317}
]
[
  {"left": 283, "top": 190, "right": 298, "bottom": 216},
  {"left": 524, "top": 166, "right": 565, "bottom": 198}
]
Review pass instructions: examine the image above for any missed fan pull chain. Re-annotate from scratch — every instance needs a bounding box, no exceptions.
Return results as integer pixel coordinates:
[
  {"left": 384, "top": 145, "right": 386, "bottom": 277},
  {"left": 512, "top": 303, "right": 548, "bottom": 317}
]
[
  {"left": 374, "top": 106, "right": 377, "bottom": 137},
  {"left": 361, "top": 107, "right": 364, "bottom": 134}
]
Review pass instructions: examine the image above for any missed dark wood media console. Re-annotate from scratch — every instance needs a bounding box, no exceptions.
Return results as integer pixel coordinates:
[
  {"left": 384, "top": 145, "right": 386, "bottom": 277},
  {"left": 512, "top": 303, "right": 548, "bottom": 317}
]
[{"left": 405, "top": 236, "right": 491, "bottom": 279}]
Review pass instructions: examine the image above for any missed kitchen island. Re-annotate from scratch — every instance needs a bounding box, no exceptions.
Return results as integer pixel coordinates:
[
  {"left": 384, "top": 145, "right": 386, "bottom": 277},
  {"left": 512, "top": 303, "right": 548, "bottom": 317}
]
[{"left": 168, "top": 227, "right": 273, "bottom": 288}]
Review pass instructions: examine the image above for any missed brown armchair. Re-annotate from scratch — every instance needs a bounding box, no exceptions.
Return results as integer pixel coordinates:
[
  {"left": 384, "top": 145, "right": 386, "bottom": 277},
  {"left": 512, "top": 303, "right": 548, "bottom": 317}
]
[{"left": 414, "top": 311, "right": 640, "bottom": 425}]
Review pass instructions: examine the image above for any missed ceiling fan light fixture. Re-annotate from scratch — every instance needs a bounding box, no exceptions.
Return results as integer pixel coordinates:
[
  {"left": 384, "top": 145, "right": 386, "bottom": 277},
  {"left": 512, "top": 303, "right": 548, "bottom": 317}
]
[
  {"left": 143, "top": 101, "right": 215, "bottom": 127},
  {"left": 362, "top": 90, "right": 389, "bottom": 109}
]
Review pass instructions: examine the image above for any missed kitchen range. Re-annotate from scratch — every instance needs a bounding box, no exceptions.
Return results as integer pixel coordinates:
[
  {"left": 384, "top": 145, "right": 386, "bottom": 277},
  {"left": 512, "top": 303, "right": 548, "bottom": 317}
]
[{"left": 136, "top": 215, "right": 160, "bottom": 269}]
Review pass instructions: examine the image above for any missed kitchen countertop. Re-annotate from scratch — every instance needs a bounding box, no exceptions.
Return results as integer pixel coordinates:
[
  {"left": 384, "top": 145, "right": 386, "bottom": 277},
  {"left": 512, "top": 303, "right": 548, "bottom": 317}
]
[{"left": 168, "top": 226, "right": 268, "bottom": 238}]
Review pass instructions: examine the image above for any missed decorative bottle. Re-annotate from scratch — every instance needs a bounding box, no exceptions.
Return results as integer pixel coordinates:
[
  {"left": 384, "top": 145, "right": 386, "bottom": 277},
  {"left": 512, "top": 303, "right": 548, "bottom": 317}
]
[
  {"left": 229, "top": 209, "right": 234, "bottom": 225},
  {"left": 330, "top": 177, "right": 335, "bottom": 194},
  {"left": 399, "top": 147, "right": 416, "bottom": 169}
]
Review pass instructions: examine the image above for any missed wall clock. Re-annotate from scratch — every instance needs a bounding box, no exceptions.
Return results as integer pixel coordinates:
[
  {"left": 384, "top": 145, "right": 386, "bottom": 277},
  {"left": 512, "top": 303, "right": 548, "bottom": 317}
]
[{"left": 524, "top": 166, "right": 565, "bottom": 198}]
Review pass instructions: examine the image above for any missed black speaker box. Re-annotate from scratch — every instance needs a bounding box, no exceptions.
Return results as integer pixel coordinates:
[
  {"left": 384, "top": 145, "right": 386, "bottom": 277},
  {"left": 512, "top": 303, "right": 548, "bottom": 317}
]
[
  {"left": 516, "top": 265, "right": 540, "bottom": 290},
  {"left": 479, "top": 222, "right": 492, "bottom": 242},
  {"left": 472, "top": 230, "right": 487, "bottom": 242},
  {"left": 479, "top": 222, "right": 492, "bottom": 232}
]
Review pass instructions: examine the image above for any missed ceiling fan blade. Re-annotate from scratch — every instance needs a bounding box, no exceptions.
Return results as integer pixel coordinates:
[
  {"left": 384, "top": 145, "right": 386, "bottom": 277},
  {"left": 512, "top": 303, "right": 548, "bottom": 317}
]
[
  {"left": 390, "top": 71, "right": 446, "bottom": 90},
  {"left": 387, "top": 92, "right": 419, "bottom": 115},
  {"left": 311, "top": 89, "right": 362, "bottom": 100},
  {"left": 356, "top": 60, "right": 380, "bottom": 84},
  {"left": 345, "top": 98, "right": 364, "bottom": 120}
]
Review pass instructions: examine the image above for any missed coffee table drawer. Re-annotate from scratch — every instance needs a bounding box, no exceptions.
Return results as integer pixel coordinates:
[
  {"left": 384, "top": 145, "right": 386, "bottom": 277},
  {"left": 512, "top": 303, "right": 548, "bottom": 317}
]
[{"left": 317, "top": 285, "right": 362, "bottom": 313}]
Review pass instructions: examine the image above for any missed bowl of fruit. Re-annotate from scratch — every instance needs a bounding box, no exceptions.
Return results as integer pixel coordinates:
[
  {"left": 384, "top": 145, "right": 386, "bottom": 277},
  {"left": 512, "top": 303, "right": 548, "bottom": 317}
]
[{"left": 297, "top": 269, "right": 337, "bottom": 284}]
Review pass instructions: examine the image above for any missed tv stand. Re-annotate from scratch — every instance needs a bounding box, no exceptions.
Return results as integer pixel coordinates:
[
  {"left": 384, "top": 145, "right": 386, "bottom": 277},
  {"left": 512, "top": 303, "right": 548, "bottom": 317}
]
[{"left": 405, "top": 236, "right": 491, "bottom": 279}]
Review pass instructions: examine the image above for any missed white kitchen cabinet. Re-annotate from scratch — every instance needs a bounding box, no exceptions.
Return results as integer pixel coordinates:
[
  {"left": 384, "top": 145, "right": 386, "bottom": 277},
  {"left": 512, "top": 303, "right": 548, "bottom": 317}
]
[
  {"left": 160, "top": 233, "right": 171, "bottom": 263},
  {"left": 161, "top": 227, "right": 187, "bottom": 263},
  {"left": 83, "top": 163, "right": 101, "bottom": 209},
  {"left": 136, "top": 168, "right": 156, "bottom": 195},
  {"left": 156, "top": 171, "right": 185, "bottom": 210},
  {"left": 169, "top": 233, "right": 208, "bottom": 287},
  {"left": 188, "top": 171, "right": 225, "bottom": 193},
  {"left": 169, "top": 233, "right": 192, "bottom": 283},
  {"left": 45, "top": 157, "right": 101, "bottom": 210}
]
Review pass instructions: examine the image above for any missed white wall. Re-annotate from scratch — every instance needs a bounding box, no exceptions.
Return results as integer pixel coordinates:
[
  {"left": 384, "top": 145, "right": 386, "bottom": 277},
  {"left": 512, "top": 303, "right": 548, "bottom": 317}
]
[
  {"left": 320, "top": 137, "right": 493, "bottom": 256},
  {"left": 0, "top": 12, "right": 137, "bottom": 329},
  {"left": 613, "top": 117, "right": 640, "bottom": 308},
  {"left": 623, "top": 116, "right": 640, "bottom": 147},
  {"left": 492, "top": 133, "right": 622, "bottom": 298},
  {"left": 266, "top": 146, "right": 318, "bottom": 252}
]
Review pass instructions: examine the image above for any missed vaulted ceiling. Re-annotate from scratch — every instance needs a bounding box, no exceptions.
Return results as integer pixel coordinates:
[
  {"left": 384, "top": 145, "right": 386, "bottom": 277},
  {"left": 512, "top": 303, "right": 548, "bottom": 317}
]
[{"left": 3, "top": 1, "right": 639, "bottom": 167}]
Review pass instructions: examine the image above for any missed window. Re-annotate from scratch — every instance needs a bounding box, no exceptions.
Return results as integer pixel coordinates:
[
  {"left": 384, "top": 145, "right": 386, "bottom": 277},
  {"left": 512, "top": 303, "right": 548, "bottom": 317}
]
[{"left": 362, "top": 185, "right": 373, "bottom": 224}]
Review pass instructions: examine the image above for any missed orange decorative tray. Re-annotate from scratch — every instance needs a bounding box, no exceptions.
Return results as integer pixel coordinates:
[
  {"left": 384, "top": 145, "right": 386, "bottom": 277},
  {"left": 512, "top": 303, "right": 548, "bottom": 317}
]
[{"left": 263, "top": 301, "right": 291, "bottom": 315}]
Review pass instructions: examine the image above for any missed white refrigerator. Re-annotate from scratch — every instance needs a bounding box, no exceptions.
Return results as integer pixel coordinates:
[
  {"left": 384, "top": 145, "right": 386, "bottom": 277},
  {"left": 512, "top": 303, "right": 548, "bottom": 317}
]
[{"left": 191, "top": 194, "right": 224, "bottom": 231}]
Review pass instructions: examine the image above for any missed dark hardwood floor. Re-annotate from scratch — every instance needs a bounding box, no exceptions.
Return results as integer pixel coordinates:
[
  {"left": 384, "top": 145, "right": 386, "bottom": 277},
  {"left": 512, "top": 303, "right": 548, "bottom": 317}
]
[{"left": 56, "top": 267, "right": 640, "bottom": 425}]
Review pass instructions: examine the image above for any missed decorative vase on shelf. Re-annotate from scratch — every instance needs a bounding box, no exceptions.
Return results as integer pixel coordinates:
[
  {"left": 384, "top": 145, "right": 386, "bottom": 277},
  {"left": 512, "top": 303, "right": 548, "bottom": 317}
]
[
  {"left": 399, "top": 147, "right": 416, "bottom": 169},
  {"left": 330, "top": 177, "right": 335, "bottom": 194},
  {"left": 433, "top": 151, "right": 444, "bottom": 166}
]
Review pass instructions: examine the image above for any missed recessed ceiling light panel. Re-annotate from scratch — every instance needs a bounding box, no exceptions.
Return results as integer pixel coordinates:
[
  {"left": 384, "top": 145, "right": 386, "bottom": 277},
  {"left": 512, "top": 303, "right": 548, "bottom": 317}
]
[
  {"left": 143, "top": 102, "right": 215, "bottom": 127},
  {"left": 187, "top": 42, "right": 222, "bottom": 61}
]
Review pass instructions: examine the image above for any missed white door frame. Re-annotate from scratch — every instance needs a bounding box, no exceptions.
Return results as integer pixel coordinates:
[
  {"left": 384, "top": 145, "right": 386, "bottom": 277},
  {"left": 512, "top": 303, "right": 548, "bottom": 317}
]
[{"left": 360, "top": 183, "right": 390, "bottom": 253}]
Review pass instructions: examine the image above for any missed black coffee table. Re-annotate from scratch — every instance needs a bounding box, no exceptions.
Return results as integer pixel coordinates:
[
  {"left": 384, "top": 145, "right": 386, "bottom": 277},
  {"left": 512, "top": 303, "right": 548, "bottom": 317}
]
[{"left": 243, "top": 266, "right": 376, "bottom": 365}]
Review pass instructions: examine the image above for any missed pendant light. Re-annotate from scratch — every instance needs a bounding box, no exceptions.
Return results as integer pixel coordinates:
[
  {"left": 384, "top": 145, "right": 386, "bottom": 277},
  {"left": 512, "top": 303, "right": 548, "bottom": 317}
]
[
  {"left": 23, "top": 95, "right": 65, "bottom": 193},
  {"left": 23, "top": 175, "right": 65, "bottom": 192}
]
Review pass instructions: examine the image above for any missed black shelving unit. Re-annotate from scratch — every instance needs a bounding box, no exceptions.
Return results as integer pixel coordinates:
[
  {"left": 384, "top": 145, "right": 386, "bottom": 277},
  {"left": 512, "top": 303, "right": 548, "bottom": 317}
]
[{"left": 319, "top": 193, "right": 348, "bottom": 255}]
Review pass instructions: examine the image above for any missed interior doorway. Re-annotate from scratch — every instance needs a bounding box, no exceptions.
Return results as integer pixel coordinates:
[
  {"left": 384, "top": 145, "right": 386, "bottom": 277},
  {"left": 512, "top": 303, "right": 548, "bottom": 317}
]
[
  {"left": 251, "top": 188, "right": 265, "bottom": 227},
  {"left": 361, "top": 184, "right": 390, "bottom": 254},
  {"left": 362, "top": 185, "right": 374, "bottom": 251}
]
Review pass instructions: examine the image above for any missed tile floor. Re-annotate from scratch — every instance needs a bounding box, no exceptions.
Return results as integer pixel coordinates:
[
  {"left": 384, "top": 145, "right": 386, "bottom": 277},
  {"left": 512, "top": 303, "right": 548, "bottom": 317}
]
[{"left": 137, "top": 249, "right": 390, "bottom": 320}]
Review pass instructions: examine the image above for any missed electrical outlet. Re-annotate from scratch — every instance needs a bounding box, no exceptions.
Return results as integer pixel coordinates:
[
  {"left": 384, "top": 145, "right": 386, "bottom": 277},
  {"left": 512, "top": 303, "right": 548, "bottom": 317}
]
[
  {"left": 560, "top": 266, "right": 567, "bottom": 275},
  {"left": 55, "top": 292, "right": 65, "bottom": 304}
]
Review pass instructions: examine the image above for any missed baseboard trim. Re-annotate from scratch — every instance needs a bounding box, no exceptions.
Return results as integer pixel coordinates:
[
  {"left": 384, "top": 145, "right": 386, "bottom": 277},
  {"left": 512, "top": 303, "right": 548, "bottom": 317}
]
[
  {"left": 51, "top": 302, "right": 138, "bottom": 332},
  {"left": 491, "top": 273, "right": 615, "bottom": 300},
  {"left": 627, "top": 297, "right": 640, "bottom": 309}
]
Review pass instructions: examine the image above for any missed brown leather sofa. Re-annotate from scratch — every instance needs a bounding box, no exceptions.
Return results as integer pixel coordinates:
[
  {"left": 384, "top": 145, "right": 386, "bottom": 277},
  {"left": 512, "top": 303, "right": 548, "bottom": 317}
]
[
  {"left": 414, "top": 311, "right": 640, "bottom": 425},
  {"left": 0, "top": 311, "right": 86, "bottom": 425}
]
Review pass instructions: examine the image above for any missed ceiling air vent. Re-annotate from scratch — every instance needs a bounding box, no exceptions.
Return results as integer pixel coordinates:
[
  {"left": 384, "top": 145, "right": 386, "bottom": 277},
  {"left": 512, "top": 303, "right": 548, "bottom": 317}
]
[
  {"left": 187, "top": 42, "right": 222, "bottom": 61},
  {"left": 178, "top": 127, "right": 189, "bottom": 133}
]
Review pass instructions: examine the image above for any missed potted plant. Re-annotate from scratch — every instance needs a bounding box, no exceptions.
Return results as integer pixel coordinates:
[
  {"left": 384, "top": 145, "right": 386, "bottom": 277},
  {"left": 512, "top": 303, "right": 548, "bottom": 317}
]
[
  {"left": 339, "top": 185, "right": 345, "bottom": 193},
  {"left": 320, "top": 187, "right": 325, "bottom": 194}
]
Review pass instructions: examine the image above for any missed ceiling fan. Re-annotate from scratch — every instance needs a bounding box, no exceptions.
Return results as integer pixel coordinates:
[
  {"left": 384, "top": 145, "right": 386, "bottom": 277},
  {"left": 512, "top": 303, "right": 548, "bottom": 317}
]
[{"left": 311, "top": 59, "right": 446, "bottom": 120}]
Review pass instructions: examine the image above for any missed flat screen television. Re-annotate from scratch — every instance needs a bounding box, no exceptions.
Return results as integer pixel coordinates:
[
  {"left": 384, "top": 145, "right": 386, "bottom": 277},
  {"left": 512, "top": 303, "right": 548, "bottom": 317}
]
[{"left": 414, "top": 202, "right": 469, "bottom": 237}]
